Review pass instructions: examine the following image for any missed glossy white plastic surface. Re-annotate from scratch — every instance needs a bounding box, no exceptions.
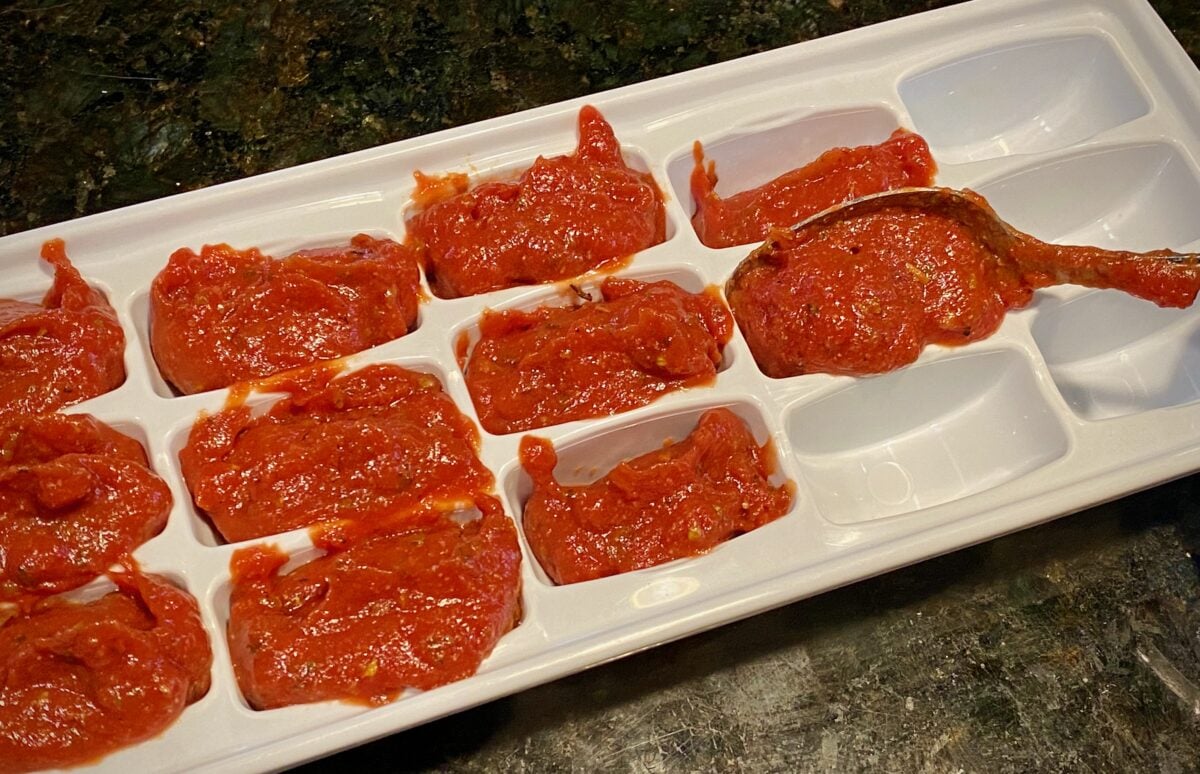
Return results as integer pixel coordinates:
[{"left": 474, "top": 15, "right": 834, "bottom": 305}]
[{"left": 3, "top": 0, "right": 1200, "bottom": 771}]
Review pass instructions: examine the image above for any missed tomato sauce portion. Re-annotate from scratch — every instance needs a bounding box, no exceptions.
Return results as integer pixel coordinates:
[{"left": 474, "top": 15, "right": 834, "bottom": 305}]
[
  {"left": 0, "top": 240, "right": 125, "bottom": 421},
  {"left": 0, "top": 413, "right": 171, "bottom": 598},
  {"left": 465, "top": 277, "right": 733, "bottom": 434},
  {"left": 227, "top": 496, "right": 521, "bottom": 709},
  {"left": 405, "top": 105, "right": 666, "bottom": 298},
  {"left": 181, "top": 363, "right": 492, "bottom": 543},
  {"left": 520, "top": 408, "right": 793, "bottom": 585},
  {"left": 690, "top": 129, "right": 936, "bottom": 249},
  {"left": 0, "top": 570, "right": 211, "bottom": 772},
  {"left": 726, "top": 192, "right": 1200, "bottom": 378},
  {"left": 150, "top": 234, "right": 419, "bottom": 395}
]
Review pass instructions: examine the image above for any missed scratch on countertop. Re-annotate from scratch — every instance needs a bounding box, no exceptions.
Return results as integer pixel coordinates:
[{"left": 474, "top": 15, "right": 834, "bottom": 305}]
[{"left": 1136, "top": 642, "right": 1200, "bottom": 718}]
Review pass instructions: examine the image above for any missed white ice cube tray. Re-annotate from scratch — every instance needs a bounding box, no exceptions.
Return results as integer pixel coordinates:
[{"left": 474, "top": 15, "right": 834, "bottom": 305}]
[{"left": 4, "top": 0, "right": 1199, "bottom": 770}]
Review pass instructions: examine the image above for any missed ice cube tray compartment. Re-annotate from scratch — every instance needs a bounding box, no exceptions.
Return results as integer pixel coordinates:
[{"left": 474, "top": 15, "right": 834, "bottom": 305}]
[
  {"left": 7, "top": 1, "right": 1200, "bottom": 770},
  {"left": 784, "top": 348, "right": 1071, "bottom": 524},
  {"left": 974, "top": 142, "right": 1200, "bottom": 250},
  {"left": 898, "top": 33, "right": 1152, "bottom": 164},
  {"left": 1029, "top": 291, "right": 1200, "bottom": 420}
]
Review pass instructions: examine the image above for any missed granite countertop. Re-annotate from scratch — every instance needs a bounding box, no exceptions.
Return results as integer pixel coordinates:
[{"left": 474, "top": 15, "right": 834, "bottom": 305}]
[{"left": 3, "top": 1, "right": 1199, "bottom": 771}]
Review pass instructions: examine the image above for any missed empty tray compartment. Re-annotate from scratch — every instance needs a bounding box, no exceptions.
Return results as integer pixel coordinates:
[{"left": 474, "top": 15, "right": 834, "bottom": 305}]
[
  {"left": 899, "top": 34, "right": 1149, "bottom": 164},
  {"left": 1030, "top": 291, "right": 1200, "bottom": 421},
  {"left": 786, "top": 349, "right": 1069, "bottom": 524},
  {"left": 976, "top": 142, "right": 1200, "bottom": 250}
]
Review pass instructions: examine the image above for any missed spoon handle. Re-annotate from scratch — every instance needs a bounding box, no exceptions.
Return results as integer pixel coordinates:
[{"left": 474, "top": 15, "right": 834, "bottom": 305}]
[{"left": 1011, "top": 239, "right": 1200, "bottom": 308}]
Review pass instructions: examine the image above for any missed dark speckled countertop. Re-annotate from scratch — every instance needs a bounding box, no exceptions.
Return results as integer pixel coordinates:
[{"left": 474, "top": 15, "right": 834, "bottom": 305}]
[{"left": 4, "top": 1, "right": 1199, "bottom": 771}]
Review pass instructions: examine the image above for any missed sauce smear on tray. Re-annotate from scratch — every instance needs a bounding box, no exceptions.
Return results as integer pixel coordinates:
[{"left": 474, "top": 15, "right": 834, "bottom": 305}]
[
  {"left": 0, "top": 413, "right": 171, "bottom": 598},
  {"left": 405, "top": 105, "right": 666, "bottom": 298},
  {"left": 181, "top": 363, "right": 491, "bottom": 543},
  {"left": 0, "top": 240, "right": 125, "bottom": 421},
  {"left": 227, "top": 497, "right": 521, "bottom": 709},
  {"left": 520, "top": 408, "right": 793, "bottom": 585},
  {"left": 150, "top": 234, "right": 419, "bottom": 395},
  {"left": 726, "top": 189, "right": 1200, "bottom": 377},
  {"left": 465, "top": 277, "right": 732, "bottom": 434},
  {"left": 0, "top": 571, "right": 211, "bottom": 772},
  {"left": 690, "top": 129, "right": 936, "bottom": 248}
]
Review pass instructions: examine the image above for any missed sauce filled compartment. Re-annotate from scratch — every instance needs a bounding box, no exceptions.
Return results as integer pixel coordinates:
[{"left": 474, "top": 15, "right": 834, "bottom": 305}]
[
  {"left": 209, "top": 497, "right": 524, "bottom": 713},
  {"left": 129, "top": 230, "right": 420, "bottom": 399},
  {"left": 976, "top": 142, "right": 1200, "bottom": 419},
  {"left": 400, "top": 105, "right": 675, "bottom": 300},
  {"left": 452, "top": 266, "right": 735, "bottom": 436},
  {"left": 898, "top": 34, "right": 1150, "bottom": 164},
  {"left": 504, "top": 399, "right": 798, "bottom": 588},
  {"left": 784, "top": 348, "right": 1070, "bottom": 524},
  {"left": 166, "top": 359, "right": 471, "bottom": 547},
  {"left": 0, "top": 412, "right": 171, "bottom": 598},
  {"left": 0, "top": 239, "right": 127, "bottom": 420},
  {"left": 0, "top": 569, "right": 213, "bottom": 771},
  {"left": 663, "top": 105, "right": 928, "bottom": 249}
]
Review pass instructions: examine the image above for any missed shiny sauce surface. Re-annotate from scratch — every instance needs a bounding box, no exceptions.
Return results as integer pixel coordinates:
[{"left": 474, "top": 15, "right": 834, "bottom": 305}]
[
  {"left": 0, "top": 413, "right": 171, "bottom": 598},
  {"left": 181, "top": 363, "right": 492, "bottom": 543},
  {"left": 0, "top": 571, "right": 212, "bottom": 773},
  {"left": 727, "top": 195, "right": 1200, "bottom": 378}
]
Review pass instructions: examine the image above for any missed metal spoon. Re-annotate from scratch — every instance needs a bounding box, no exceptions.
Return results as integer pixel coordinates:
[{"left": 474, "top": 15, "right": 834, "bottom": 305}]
[{"left": 729, "top": 186, "right": 1200, "bottom": 308}]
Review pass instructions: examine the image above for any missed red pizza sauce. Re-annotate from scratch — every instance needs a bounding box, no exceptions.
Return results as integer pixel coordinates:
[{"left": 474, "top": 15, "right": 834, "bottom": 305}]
[
  {"left": 180, "top": 363, "right": 492, "bottom": 543},
  {"left": 0, "top": 570, "right": 211, "bottom": 772},
  {"left": 726, "top": 192, "right": 1200, "bottom": 378},
  {"left": 690, "top": 129, "right": 936, "bottom": 249},
  {"left": 150, "top": 234, "right": 419, "bottom": 395},
  {"left": 227, "top": 496, "right": 521, "bottom": 709},
  {"left": 405, "top": 105, "right": 666, "bottom": 298},
  {"left": 464, "top": 277, "right": 733, "bottom": 434},
  {"left": 0, "top": 239, "right": 125, "bottom": 421},
  {"left": 0, "top": 413, "right": 170, "bottom": 598},
  {"left": 520, "top": 408, "right": 793, "bottom": 585}
]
